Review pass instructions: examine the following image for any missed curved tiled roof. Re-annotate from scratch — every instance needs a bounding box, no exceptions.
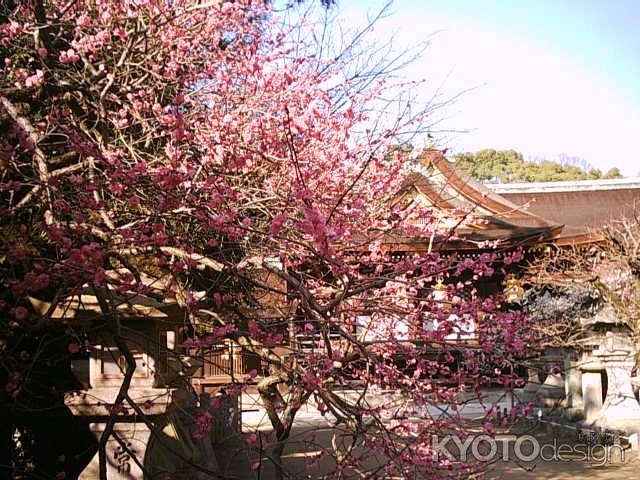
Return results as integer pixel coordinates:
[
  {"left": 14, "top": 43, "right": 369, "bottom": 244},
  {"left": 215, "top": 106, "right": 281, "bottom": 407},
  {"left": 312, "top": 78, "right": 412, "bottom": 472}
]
[
  {"left": 388, "top": 150, "right": 563, "bottom": 251},
  {"left": 389, "top": 150, "right": 640, "bottom": 250}
]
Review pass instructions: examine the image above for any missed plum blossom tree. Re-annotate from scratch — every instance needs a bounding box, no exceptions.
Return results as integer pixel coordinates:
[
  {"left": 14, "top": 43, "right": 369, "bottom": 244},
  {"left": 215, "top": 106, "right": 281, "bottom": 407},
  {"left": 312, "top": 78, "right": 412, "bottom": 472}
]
[{"left": 0, "top": 0, "right": 538, "bottom": 478}]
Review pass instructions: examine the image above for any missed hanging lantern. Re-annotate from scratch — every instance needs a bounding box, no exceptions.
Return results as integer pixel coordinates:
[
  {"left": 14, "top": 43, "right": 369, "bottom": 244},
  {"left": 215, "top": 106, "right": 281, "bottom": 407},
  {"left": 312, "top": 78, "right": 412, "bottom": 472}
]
[
  {"left": 503, "top": 276, "right": 524, "bottom": 303},
  {"left": 432, "top": 278, "right": 447, "bottom": 302}
]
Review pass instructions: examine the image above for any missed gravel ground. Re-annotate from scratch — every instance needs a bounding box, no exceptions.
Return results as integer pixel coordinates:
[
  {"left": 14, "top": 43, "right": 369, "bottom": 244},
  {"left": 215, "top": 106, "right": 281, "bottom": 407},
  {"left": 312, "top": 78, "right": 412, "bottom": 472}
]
[{"left": 239, "top": 391, "right": 640, "bottom": 479}]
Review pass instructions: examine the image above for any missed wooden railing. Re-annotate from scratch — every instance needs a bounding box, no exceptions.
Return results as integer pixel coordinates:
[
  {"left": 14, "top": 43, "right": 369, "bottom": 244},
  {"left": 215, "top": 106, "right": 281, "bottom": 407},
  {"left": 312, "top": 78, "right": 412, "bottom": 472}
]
[{"left": 198, "top": 341, "right": 260, "bottom": 382}]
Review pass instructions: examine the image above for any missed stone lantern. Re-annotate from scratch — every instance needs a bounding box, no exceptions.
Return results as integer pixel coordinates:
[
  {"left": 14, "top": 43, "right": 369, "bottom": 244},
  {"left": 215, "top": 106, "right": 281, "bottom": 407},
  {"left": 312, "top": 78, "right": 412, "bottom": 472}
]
[
  {"left": 29, "top": 274, "right": 204, "bottom": 480},
  {"left": 592, "top": 332, "right": 640, "bottom": 431}
]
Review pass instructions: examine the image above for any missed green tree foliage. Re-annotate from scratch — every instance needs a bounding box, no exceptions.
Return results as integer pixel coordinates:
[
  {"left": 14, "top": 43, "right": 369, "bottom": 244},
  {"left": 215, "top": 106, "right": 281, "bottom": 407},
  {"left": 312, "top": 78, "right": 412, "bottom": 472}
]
[
  {"left": 453, "top": 149, "right": 624, "bottom": 183},
  {"left": 603, "top": 167, "right": 623, "bottom": 179}
]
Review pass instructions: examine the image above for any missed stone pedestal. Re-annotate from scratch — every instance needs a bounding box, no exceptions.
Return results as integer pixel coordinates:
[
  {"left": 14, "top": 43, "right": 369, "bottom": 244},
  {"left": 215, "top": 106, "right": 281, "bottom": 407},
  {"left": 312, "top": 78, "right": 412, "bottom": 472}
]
[
  {"left": 564, "top": 356, "right": 583, "bottom": 410},
  {"left": 538, "top": 372, "right": 565, "bottom": 407},
  {"left": 535, "top": 349, "right": 566, "bottom": 408},
  {"left": 592, "top": 333, "right": 640, "bottom": 431},
  {"left": 521, "top": 367, "right": 541, "bottom": 403},
  {"left": 79, "top": 423, "right": 151, "bottom": 480},
  {"left": 66, "top": 387, "right": 172, "bottom": 480},
  {"left": 581, "top": 370, "right": 603, "bottom": 423}
]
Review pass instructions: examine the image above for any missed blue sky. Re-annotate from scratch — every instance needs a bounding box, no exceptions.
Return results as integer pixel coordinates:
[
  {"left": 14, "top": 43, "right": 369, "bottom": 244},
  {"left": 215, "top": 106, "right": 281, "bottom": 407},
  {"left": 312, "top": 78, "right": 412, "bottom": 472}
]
[{"left": 336, "top": 0, "right": 640, "bottom": 175}]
